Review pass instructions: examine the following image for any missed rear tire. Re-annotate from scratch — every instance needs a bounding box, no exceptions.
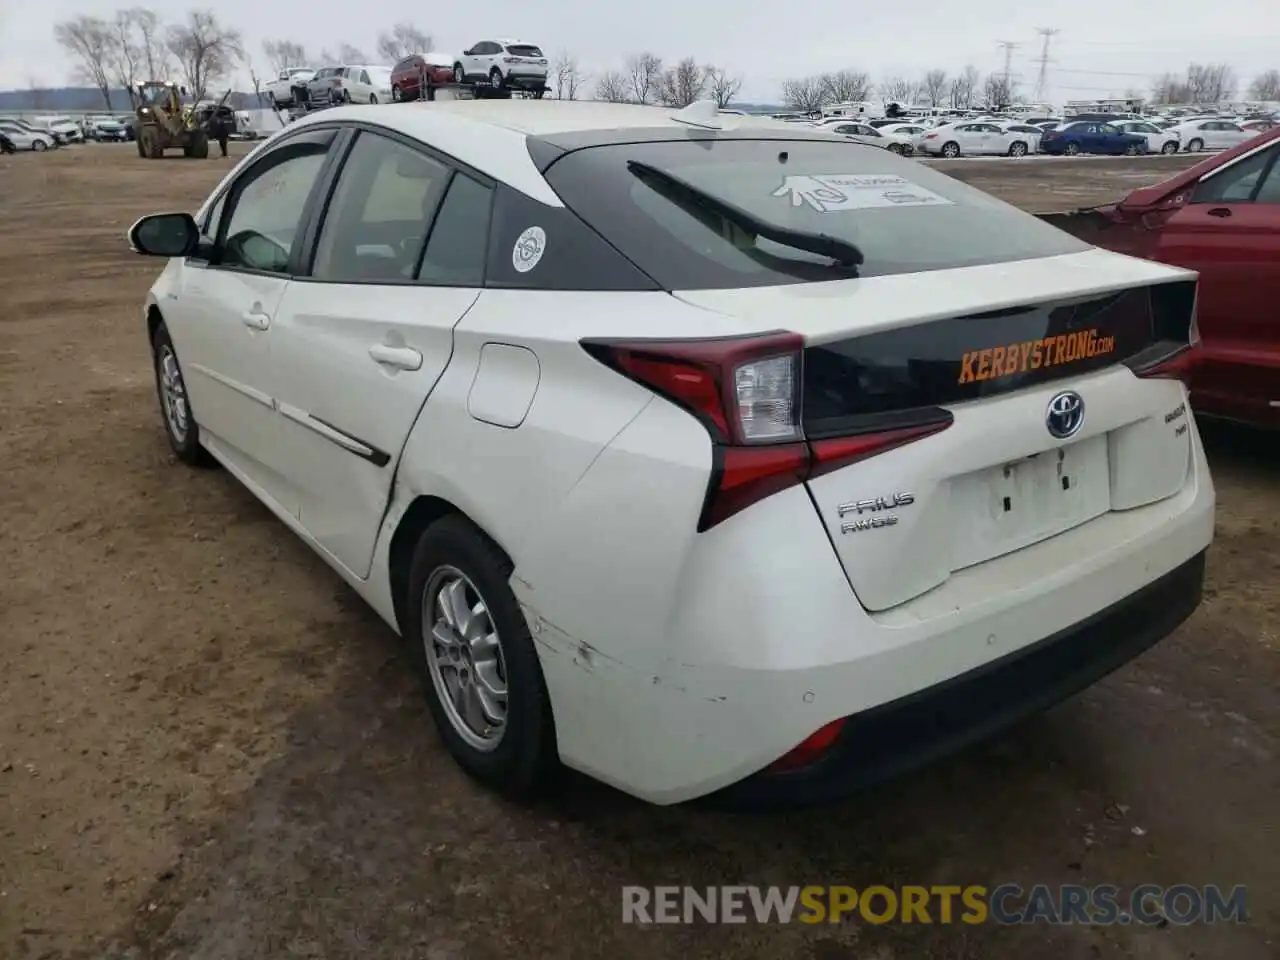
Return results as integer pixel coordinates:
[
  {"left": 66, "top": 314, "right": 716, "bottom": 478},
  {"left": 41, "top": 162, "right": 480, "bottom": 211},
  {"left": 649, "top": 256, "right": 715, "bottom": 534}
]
[
  {"left": 1187, "top": 138, "right": 1204, "bottom": 152},
  {"left": 1161, "top": 140, "right": 1179, "bottom": 154},
  {"left": 1124, "top": 143, "right": 1140, "bottom": 156},
  {"left": 187, "top": 131, "right": 209, "bottom": 159},
  {"left": 888, "top": 143, "right": 903, "bottom": 155},
  {"left": 1064, "top": 141, "right": 1081, "bottom": 156},
  {"left": 1008, "top": 140, "right": 1028, "bottom": 157},
  {"left": 454, "top": 64, "right": 465, "bottom": 83},
  {"left": 404, "top": 516, "right": 558, "bottom": 800},
  {"left": 489, "top": 67, "right": 504, "bottom": 89},
  {"left": 392, "top": 85, "right": 402, "bottom": 102},
  {"left": 32, "top": 140, "right": 47, "bottom": 152},
  {"left": 941, "top": 141, "right": 960, "bottom": 158}
]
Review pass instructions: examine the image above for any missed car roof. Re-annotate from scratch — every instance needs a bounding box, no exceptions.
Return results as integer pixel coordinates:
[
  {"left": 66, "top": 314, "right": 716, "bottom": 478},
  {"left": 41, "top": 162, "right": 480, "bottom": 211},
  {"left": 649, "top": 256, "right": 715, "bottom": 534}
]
[{"left": 283, "top": 100, "right": 861, "bottom": 204}]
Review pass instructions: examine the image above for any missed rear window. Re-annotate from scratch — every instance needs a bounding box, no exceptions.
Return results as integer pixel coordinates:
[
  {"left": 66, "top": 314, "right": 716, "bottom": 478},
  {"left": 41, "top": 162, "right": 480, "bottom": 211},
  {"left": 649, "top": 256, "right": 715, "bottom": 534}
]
[
  {"left": 542, "top": 139, "right": 1089, "bottom": 291},
  {"left": 505, "top": 44, "right": 544, "bottom": 57}
]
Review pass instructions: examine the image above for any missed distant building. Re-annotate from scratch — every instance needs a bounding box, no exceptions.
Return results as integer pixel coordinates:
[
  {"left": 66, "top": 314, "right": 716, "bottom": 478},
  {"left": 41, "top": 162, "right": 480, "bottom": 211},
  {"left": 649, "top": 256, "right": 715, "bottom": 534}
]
[{"left": 1063, "top": 98, "right": 1144, "bottom": 117}]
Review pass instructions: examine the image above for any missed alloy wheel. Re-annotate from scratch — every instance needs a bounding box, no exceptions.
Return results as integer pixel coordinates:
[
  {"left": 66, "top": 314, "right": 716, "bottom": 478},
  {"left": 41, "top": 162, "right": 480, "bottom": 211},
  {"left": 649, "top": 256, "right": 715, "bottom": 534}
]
[{"left": 423, "top": 566, "right": 508, "bottom": 751}]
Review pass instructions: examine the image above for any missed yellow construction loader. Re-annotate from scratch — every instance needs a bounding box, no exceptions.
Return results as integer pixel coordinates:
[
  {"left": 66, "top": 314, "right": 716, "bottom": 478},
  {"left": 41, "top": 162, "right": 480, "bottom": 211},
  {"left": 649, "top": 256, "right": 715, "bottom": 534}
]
[{"left": 133, "top": 81, "right": 209, "bottom": 159}]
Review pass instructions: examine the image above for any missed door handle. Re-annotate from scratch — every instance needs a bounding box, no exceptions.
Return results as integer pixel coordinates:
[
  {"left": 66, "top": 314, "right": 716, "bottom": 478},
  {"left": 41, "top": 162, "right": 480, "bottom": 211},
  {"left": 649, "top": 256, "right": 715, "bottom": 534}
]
[
  {"left": 1207, "top": 207, "right": 1232, "bottom": 218},
  {"left": 242, "top": 310, "right": 271, "bottom": 330},
  {"left": 368, "top": 343, "right": 423, "bottom": 371}
]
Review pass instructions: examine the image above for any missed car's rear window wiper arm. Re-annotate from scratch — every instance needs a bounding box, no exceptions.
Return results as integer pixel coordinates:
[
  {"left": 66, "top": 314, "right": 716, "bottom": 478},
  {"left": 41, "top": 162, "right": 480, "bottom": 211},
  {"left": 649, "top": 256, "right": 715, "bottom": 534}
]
[{"left": 627, "top": 160, "right": 865, "bottom": 268}]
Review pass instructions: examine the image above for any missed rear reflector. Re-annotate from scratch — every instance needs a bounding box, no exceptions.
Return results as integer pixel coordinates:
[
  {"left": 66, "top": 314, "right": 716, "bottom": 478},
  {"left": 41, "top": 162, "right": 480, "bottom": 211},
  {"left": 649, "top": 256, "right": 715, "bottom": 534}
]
[
  {"left": 766, "top": 718, "right": 846, "bottom": 774},
  {"left": 582, "top": 333, "right": 953, "bottom": 530}
]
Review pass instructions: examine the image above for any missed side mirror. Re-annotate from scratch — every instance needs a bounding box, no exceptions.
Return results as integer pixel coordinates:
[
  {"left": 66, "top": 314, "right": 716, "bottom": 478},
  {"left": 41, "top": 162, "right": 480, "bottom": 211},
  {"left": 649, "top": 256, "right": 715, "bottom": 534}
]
[{"left": 128, "top": 212, "right": 200, "bottom": 258}]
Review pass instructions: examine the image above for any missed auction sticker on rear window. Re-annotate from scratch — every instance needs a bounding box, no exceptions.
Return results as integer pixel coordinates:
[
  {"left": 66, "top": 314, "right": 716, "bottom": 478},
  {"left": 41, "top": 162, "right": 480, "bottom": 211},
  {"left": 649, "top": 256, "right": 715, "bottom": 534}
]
[{"left": 773, "top": 174, "right": 955, "bottom": 213}]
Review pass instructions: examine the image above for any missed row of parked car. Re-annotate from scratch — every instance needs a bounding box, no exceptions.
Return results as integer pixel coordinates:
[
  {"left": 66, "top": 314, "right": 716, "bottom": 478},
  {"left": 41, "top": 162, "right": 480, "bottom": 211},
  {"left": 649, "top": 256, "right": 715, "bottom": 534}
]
[
  {"left": 0, "top": 112, "right": 137, "bottom": 153},
  {"left": 800, "top": 111, "right": 1276, "bottom": 159},
  {"left": 263, "top": 39, "right": 551, "bottom": 112}
]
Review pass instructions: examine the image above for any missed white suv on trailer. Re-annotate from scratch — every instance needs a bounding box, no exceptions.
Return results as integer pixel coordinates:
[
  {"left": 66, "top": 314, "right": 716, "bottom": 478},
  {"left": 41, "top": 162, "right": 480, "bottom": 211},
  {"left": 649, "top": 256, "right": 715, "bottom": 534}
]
[
  {"left": 453, "top": 39, "right": 548, "bottom": 95},
  {"left": 126, "top": 101, "right": 1213, "bottom": 808}
]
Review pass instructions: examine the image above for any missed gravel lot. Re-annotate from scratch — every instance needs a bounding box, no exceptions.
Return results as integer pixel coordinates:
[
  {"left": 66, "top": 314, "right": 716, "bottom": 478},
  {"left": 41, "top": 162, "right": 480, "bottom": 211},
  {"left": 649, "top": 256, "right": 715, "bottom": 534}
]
[{"left": 0, "top": 143, "right": 1276, "bottom": 960}]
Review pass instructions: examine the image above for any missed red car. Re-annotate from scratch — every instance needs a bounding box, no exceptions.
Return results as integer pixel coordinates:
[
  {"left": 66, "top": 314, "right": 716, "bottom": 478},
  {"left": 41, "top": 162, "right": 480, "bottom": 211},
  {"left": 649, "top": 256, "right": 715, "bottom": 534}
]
[
  {"left": 1046, "top": 125, "right": 1280, "bottom": 428},
  {"left": 390, "top": 52, "right": 456, "bottom": 102}
]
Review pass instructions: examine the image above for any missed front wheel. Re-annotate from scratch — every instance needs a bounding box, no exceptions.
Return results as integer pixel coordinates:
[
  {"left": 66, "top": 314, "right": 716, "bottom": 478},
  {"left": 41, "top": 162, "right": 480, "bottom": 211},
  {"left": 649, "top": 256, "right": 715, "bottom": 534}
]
[
  {"left": 405, "top": 516, "right": 558, "bottom": 800},
  {"left": 940, "top": 141, "right": 960, "bottom": 158},
  {"left": 151, "top": 322, "right": 214, "bottom": 467},
  {"left": 454, "top": 64, "right": 465, "bottom": 83},
  {"left": 32, "top": 140, "right": 47, "bottom": 152},
  {"left": 1187, "top": 138, "right": 1204, "bottom": 152},
  {"left": 1124, "top": 143, "right": 1140, "bottom": 156},
  {"left": 1064, "top": 141, "right": 1081, "bottom": 156},
  {"left": 1008, "top": 140, "right": 1028, "bottom": 157},
  {"left": 489, "top": 67, "right": 504, "bottom": 89},
  {"left": 533, "top": 88, "right": 545, "bottom": 99},
  {"left": 391, "top": 85, "right": 401, "bottom": 102},
  {"left": 1162, "top": 140, "right": 1179, "bottom": 154},
  {"left": 369, "top": 94, "right": 378, "bottom": 104},
  {"left": 887, "top": 143, "right": 903, "bottom": 155}
]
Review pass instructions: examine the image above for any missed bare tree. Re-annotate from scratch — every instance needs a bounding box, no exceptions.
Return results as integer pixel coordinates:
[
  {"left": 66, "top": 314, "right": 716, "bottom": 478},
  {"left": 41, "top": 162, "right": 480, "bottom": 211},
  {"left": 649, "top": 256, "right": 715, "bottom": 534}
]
[
  {"left": 1249, "top": 69, "right": 1280, "bottom": 101},
  {"left": 1185, "top": 62, "right": 1237, "bottom": 103},
  {"left": 780, "top": 75, "right": 826, "bottom": 114},
  {"left": 553, "top": 52, "right": 585, "bottom": 100},
  {"left": 132, "top": 8, "right": 168, "bottom": 80},
  {"left": 165, "top": 9, "right": 242, "bottom": 101},
  {"left": 595, "top": 69, "right": 630, "bottom": 103},
  {"left": 626, "top": 51, "right": 663, "bottom": 104},
  {"left": 1151, "top": 72, "right": 1189, "bottom": 105},
  {"left": 54, "top": 16, "right": 116, "bottom": 109},
  {"left": 820, "top": 69, "right": 872, "bottom": 104},
  {"left": 656, "top": 57, "right": 708, "bottom": 108},
  {"left": 338, "top": 43, "right": 367, "bottom": 64},
  {"left": 705, "top": 66, "right": 743, "bottom": 108},
  {"left": 318, "top": 49, "right": 337, "bottom": 65},
  {"left": 922, "top": 69, "right": 948, "bottom": 107},
  {"left": 983, "top": 73, "right": 1015, "bottom": 108},
  {"left": 263, "top": 39, "right": 308, "bottom": 74},
  {"left": 880, "top": 75, "right": 917, "bottom": 106},
  {"left": 950, "top": 65, "right": 979, "bottom": 109},
  {"left": 376, "top": 22, "right": 431, "bottom": 62},
  {"left": 109, "top": 10, "right": 143, "bottom": 105},
  {"left": 249, "top": 66, "right": 265, "bottom": 105}
]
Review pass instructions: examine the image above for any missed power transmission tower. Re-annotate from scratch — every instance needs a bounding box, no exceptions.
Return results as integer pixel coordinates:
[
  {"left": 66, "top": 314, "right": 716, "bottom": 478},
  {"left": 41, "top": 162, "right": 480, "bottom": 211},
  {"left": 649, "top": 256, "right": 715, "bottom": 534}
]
[
  {"left": 1033, "top": 28, "right": 1059, "bottom": 102},
  {"left": 995, "top": 40, "right": 1020, "bottom": 105}
]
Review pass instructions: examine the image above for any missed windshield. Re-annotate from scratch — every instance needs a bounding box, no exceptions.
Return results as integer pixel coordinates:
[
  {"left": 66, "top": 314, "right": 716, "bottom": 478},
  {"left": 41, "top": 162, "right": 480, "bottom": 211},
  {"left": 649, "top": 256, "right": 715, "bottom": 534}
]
[{"left": 543, "top": 138, "right": 1088, "bottom": 289}]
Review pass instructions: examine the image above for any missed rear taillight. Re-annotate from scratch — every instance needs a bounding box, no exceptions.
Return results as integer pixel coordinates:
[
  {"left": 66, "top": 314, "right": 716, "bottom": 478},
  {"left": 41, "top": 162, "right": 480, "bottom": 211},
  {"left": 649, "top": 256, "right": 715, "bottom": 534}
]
[
  {"left": 581, "top": 332, "right": 952, "bottom": 531},
  {"left": 924, "top": 132, "right": 938, "bottom": 139}
]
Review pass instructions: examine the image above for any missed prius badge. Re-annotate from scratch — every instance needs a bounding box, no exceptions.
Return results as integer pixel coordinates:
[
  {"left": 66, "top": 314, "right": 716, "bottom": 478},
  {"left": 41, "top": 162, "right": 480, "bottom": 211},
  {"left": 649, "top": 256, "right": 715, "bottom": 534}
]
[{"left": 837, "top": 493, "right": 914, "bottom": 535}]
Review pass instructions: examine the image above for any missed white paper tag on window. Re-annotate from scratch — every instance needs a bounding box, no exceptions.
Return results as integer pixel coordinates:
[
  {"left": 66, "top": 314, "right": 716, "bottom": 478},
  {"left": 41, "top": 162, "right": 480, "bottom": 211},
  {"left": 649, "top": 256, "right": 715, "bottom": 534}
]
[{"left": 773, "top": 174, "right": 955, "bottom": 212}]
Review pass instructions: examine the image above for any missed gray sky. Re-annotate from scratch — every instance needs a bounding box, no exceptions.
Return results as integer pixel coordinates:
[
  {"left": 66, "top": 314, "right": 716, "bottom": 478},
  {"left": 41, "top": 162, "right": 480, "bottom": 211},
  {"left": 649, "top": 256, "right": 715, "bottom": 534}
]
[{"left": 4, "top": 0, "right": 1279, "bottom": 105}]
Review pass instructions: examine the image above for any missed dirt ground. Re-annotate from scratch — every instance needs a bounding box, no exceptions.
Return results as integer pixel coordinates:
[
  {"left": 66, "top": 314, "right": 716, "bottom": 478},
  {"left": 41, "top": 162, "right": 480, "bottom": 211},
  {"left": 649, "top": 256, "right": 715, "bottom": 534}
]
[{"left": 0, "top": 143, "right": 1276, "bottom": 960}]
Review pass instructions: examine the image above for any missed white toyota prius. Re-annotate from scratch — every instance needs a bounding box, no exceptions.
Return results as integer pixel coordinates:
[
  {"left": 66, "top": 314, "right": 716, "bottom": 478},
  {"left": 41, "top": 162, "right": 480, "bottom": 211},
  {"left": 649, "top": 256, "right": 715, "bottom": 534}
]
[{"left": 128, "top": 99, "right": 1214, "bottom": 808}]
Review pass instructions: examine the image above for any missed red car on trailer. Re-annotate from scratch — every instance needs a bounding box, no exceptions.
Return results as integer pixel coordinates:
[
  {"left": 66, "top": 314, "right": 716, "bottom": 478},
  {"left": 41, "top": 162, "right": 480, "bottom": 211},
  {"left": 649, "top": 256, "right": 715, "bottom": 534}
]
[
  {"left": 1047, "top": 126, "right": 1280, "bottom": 428},
  {"left": 390, "top": 52, "right": 456, "bottom": 102}
]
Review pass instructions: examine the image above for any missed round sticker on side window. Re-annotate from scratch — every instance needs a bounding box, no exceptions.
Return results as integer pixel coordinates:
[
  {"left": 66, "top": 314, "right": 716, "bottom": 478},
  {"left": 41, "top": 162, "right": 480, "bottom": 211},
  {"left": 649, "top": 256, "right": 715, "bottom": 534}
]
[{"left": 512, "top": 226, "right": 546, "bottom": 273}]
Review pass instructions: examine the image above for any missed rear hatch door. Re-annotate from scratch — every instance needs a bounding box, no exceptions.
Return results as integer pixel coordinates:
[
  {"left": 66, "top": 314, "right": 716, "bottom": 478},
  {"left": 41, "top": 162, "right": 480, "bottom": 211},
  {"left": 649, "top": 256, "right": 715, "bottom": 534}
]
[{"left": 675, "top": 249, "right": 1198, "bottom": 611}]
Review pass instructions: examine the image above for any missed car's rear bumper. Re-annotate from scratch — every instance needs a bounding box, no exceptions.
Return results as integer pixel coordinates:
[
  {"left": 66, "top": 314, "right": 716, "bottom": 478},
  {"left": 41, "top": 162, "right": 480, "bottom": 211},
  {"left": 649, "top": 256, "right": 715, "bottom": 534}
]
[
  {"left": 504, "top": 71, "right": 548, "bottom": 90},
  {"left": 713, "top": 549, "right": 1205, "bottom": 809}
]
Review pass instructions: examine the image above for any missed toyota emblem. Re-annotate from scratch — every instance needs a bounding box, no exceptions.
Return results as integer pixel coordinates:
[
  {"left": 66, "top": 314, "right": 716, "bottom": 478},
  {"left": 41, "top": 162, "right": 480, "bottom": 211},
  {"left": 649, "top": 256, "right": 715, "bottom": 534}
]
[{"left": 1045, "top": 390, "right": 1085, "bottom": 440}]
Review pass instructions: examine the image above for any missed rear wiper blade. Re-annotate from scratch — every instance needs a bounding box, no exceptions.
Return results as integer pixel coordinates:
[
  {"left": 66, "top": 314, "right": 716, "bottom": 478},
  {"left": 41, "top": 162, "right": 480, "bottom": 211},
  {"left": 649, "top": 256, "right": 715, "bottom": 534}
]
[{"left": 627, "top": 160, "right": 865, "bottom": 267}]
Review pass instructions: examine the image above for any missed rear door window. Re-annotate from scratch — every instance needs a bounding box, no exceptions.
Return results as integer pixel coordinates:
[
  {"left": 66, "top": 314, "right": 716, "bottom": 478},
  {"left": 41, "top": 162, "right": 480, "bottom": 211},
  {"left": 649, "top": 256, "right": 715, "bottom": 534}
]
[
  {"left": 542, "top": 138, "right": 1089, "bottom": 290},
  {"left": 311, "top": 131, "right": 449, "bottom": 282}
]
